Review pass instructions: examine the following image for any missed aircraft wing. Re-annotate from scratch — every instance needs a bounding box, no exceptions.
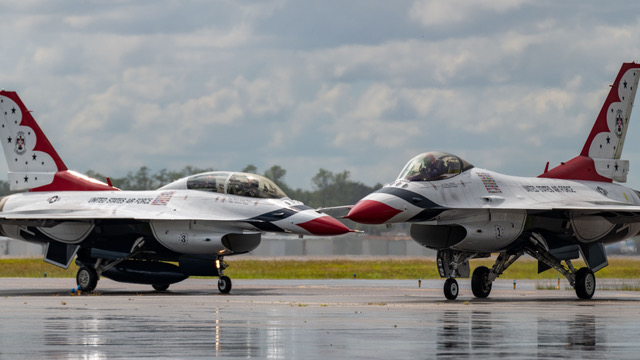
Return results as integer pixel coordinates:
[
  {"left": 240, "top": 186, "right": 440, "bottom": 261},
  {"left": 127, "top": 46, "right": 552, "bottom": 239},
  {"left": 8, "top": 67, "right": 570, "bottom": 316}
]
[
  {"left": 0, "top": 207, "right": 251, "bottom": 225},
  {"left": 485, "top": 199, "right": 640, "bottom": 225},
  {"left": 549, "top": 202, "right": 640, "bottom": 224},
  {"left": 316, "top": 205, "right": 353, "bottom": 219},
  {"left": 316, "top": 205, "right": 353, "bottom": 212},
  {"left": 415, "top": 199, "right": 640, "bottom": 225}
]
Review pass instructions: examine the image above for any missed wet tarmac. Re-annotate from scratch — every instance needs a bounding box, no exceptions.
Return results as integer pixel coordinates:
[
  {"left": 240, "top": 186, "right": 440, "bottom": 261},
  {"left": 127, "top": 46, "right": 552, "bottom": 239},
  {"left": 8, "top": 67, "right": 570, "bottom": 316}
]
[{"left": 2, "top": 278, "right": 640, "bottom": 359}]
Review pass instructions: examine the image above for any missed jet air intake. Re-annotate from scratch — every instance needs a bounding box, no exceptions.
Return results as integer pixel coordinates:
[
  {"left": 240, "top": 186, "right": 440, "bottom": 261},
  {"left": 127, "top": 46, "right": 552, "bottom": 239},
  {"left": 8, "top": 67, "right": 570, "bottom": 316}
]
[{"left": 411, "top": 209, "right": 527, "bottom": 252}]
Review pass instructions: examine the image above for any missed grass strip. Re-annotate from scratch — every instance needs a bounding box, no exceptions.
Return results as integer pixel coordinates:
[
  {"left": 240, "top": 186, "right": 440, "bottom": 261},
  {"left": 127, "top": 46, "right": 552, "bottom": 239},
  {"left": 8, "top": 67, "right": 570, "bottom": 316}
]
[{"left": 1, "top": 257, "right": 640, "bottom": 280}]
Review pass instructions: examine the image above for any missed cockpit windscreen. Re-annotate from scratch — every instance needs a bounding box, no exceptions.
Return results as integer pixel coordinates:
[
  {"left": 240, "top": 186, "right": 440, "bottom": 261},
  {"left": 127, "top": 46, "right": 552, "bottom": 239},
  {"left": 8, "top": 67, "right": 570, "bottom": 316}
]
[
  {"left": 397, "top": 151, "right": 474, "bottom": 182},
  {"left": 226, "top": 173, "right": 287, "bottom": 199},
  {"left": 186, "top": 171, "right": 288, "bottom": 199}
]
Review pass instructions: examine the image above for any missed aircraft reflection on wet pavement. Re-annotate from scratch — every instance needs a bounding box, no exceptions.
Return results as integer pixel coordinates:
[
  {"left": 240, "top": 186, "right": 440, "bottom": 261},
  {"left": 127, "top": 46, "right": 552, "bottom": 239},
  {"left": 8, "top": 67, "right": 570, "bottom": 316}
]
[
  {"left": 1, "top": 287, "right": 638, "bottom": 359},
  {"left": 437, "top": 311, "right": 599, "bottom": 357},
  {"left": 20, "top": 311, "right": 608, "bottom": 359}
]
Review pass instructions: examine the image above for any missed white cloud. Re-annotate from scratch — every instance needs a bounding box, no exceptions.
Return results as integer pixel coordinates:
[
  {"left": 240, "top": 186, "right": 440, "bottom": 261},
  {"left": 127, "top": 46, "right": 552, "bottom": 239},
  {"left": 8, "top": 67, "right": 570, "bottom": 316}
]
[
  {"left": 176, "top": 25, "right": 258, "bottom": 49},
  {"left": 69, "top": 86, "right": 128, "bottom": 133},
  {"left": 409, "top": 0, "right": 529, "bottom": 27},
  {"left": 2, "top": 0, "right": 640, "bottom": 191},
  {"left": 349, "top": 84, "right": 398, "bottom": 120},
  {"left": 233, "top": 68, "right": 295, "bottom": 115},
  {"left": 301, "top": 31, "right": 546, "bottom": 87},
  {"left": 122, "top": 67, "right": 174, "bottom": 100}
]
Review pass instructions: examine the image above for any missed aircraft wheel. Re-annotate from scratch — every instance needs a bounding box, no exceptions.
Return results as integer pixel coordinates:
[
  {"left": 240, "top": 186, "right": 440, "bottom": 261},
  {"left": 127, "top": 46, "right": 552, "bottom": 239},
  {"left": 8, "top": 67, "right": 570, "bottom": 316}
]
[
  {"left": 218, "top": 276, "right": 232, "bottom": 294},
  {"left": 575, "top": 267, "right": 596, "bottom": 299},
  {"left": 471, "top": 266, "right": 492, "bottom": 298},
  {"left": 443, "top": 278, "right": 459, "bottom": 300},
  {"left": 152, "top": 284, "right": 170, "bottom": 292},
  {"left": 76, "top": 266, "right": 98, "bottom": 292}
]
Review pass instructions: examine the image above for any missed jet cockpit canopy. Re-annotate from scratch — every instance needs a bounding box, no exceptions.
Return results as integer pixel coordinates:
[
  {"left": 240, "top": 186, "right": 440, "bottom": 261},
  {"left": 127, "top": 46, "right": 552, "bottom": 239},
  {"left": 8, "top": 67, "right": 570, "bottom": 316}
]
[
  {"left": 397, "top": 151, "right": 474, "bottom": 182},
  {"left": 162, "top": 171, "right": 288, "bottom": 199}
]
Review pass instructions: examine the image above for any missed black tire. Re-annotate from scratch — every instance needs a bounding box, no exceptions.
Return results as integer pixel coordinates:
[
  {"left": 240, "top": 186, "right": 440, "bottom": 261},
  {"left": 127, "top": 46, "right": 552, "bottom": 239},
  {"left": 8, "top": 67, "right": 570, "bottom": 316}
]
[
  {"left": 152, "top": 284, "right": 170, "bottom": 292},
  {"left": 218, "top": 276, "right": 232, "bottom": 294},
  {"left": 443, "top": 278, "right": 459, "bottom": 300},
  {"left": 76, "top": 266, "right": 98, "bottom": 292},
  {"left": 471, "top": 266, "right": 492, "bottom": 298},
  {"left": 575, "top": 267, "right": 596, "bottom": 299}
]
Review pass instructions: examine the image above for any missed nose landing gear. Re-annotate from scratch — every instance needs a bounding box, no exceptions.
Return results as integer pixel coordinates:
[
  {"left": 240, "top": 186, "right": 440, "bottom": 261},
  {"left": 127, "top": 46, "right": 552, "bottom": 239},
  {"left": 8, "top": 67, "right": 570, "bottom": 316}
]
[
  {"left": 215, "top": 257, "right": 232, "bottom": 294},
  {"left": 218, "top": 275, "right": 232, "bottom": 293}
]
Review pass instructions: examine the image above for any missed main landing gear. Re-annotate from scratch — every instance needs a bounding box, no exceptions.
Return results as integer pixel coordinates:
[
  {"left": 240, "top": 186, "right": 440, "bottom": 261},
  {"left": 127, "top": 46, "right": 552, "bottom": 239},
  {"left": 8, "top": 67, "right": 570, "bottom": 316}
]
[
  {"left": 437, "top": 233, "right": 599, "bottom": 300},
  {"left": 75, "top": 239, "right": 147, "bottom": 293},
  {"left": 74, "top": 247, "right": 235, "bottom": 294},
  {"left": 76, "top": 266, "right": 99, "bottom": 292},
  {"left": 471, "top": 266, "right": 492, "bottom": 298},
  {"left": 574, "top": 267, "right": 596, "bottom": 299},
  {"left": 75, "top": 256, "right": 236, "bottom": 294},
  {"left": 443, "top": 278, "right": 459, "bottom": 300}
]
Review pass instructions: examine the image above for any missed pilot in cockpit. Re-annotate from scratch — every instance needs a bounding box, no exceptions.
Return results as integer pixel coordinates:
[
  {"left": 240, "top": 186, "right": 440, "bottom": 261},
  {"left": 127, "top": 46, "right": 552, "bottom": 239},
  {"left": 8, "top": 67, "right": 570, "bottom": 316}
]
[
  {"left": 400, "top": 151, "right": 472, "bottom": 182},
  {"left": 421, "top": 154, "right": 445, "bottom": 179},
  {"left": 247, "top": 179, "right": 260, "bottom": 197}
]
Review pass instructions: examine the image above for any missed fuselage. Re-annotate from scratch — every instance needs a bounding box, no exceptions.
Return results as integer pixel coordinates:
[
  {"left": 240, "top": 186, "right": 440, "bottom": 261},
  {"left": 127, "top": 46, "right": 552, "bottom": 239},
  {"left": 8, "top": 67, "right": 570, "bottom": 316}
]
[
  {"left": 348, "top": 167, "right": 640, "bottom": 252},
  {"left": 0, "top": 186, "right": 350, "bottom": 256},
  {"left": 355, "top": 167, "right": 640, "bottom": 221}
]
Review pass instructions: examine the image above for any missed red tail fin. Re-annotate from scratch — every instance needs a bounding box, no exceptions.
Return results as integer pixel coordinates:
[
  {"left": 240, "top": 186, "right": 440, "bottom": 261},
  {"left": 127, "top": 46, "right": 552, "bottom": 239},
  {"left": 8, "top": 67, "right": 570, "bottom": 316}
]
[
  {"left": 540, "top": 62, "right": 640, "bottom": 183},
  {"left": 0, "top": 91, "right": 117, "bottom": 191}
]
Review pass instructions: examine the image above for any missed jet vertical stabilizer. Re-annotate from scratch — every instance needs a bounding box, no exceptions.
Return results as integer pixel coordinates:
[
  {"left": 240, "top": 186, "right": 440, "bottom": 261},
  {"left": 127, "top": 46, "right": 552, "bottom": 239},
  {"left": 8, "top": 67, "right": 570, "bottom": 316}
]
[
  {"left": 0, "top": 91, "right": 116, "bottom": 191},
  {"left": 540, "top": 62, "right": 640, "bottom": 183}
]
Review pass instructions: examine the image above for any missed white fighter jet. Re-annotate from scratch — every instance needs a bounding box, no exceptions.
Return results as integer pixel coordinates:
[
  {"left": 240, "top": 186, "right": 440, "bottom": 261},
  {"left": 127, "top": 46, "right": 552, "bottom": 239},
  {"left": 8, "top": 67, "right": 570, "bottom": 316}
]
[
  {"left": 346, "top": 62, "right": 640, "bottom": 300},
  {"left": 0, "top": 91, "right": 351, "bottom": 293}
]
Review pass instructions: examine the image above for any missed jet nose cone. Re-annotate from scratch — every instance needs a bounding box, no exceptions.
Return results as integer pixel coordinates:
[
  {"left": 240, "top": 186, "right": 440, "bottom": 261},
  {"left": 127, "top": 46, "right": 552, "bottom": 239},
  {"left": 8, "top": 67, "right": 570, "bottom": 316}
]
[
  {"left": 297, "top": 216, "right": 352, "bottom": 236},
  {"left": 346, "top": 199, "right": 403, "bottom": 224}
]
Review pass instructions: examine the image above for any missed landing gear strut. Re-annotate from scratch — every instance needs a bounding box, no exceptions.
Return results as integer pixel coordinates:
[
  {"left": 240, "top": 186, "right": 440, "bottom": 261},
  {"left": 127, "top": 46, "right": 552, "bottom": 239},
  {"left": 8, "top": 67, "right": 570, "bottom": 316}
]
[
  {"left": 436, "top": 250, "right": 480, "bottom": 300},
  {"left": 469, "top": 242, "right": 599, "bottom": 300},
  {"left": 75, "top": 238, "right": 146, "bottom": 292},
  {"left": 525, "top": 233, "right": 600, "bottom": 299},
  {"left": 437, "top": 249, "right": 525, "bottom": 300},
  {"left": 438, "top": 252, "right": 511, "bottom": 300},
  {"left": 216, "top": 257, "right": 232, "bottom": 294},
  {"left": 436, "top": 232, "right": 601, "bottom": 300}
]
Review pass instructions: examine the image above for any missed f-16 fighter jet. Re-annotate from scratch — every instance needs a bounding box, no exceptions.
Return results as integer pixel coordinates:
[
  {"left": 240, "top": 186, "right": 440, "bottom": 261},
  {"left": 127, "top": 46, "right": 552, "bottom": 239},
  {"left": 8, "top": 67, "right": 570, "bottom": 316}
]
[
  {"left": 0, "top": 91, "right": 351, "bottom": 293},
  {"left": 347, "top": 62, "right": 640, "bottom": 300}
]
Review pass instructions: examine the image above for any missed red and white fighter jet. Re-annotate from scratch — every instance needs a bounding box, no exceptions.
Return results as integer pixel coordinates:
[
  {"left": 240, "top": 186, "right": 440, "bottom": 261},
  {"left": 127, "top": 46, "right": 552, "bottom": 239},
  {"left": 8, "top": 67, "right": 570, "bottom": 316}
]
[
  {"left": 347, "top": 62, "right": 640, "bottom": 300},
  {"left": 0, "top": 91, "right": 351, "bottom": 293}
]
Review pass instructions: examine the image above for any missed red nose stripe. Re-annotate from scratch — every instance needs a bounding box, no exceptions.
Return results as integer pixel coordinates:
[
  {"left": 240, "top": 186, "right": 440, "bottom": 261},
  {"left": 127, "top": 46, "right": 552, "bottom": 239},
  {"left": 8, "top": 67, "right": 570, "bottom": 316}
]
[
  {"left": 297, "top": 216, "right": 351, "bottom": 235},
  {"left": 346, "top": 199, "right": 403, "bottom": 224}
]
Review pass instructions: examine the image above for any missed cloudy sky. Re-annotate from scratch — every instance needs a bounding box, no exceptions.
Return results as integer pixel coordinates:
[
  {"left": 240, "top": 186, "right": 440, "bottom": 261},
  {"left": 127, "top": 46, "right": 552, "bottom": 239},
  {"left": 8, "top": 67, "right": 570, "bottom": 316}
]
[{"left": 2, "top": 0, "right": 640, "bottom": 191}]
